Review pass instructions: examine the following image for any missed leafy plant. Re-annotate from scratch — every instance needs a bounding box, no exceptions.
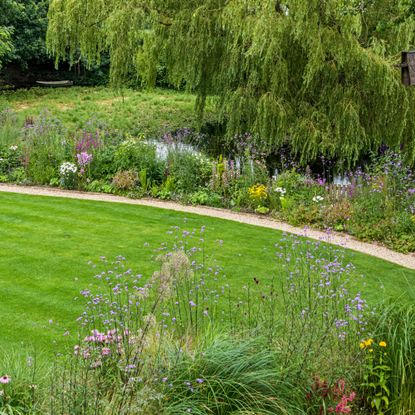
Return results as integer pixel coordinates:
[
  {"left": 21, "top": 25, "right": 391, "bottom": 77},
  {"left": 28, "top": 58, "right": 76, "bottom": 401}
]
[
  {"left": 360, "top": 338, "right": 391, "bottom": 414},
  {"left": 114, "top": 139, "right": 164, "bottom": 184},
  {"left": 112, "top": 170, "right": 138, "bottom": 191}
]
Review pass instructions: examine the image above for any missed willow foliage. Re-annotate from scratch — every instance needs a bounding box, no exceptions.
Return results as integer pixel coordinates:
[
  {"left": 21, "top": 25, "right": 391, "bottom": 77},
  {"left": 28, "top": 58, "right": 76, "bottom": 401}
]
[
  {"left": 47, "top": 0, "right": 415, "bottom": 165},
  {"left": 0, "top": 27, "right": 11, "bottom": 69}
]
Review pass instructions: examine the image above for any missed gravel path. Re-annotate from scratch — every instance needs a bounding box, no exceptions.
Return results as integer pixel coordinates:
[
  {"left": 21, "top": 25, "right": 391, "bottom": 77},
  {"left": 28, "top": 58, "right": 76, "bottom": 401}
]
[{"left": 1, "top": 183, "right": 414, "bottom": 270}]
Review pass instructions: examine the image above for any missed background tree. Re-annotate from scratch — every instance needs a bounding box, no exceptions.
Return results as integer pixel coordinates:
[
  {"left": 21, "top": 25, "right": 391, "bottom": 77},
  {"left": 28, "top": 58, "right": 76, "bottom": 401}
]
[
  {"left": 0, "top": 0, "right": 49, "bottom": 68},
  {"left": 47, "top": 0, "right": 415, "bottom": 166},
  {"left": 0, "top": 0, "right": 109, "bottom": 87},
  {"left": 0, "top": 26, "right": 12, "bottom": 69}
]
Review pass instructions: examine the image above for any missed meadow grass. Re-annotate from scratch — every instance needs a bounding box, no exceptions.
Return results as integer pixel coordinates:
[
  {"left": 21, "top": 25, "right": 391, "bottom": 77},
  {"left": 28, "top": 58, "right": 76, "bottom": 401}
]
[
  {"left": 2, "top": 87, "right": 215, "bottom": 137},
  {"left": 1, "top": 192, "right": 415, "bottom": 353}
]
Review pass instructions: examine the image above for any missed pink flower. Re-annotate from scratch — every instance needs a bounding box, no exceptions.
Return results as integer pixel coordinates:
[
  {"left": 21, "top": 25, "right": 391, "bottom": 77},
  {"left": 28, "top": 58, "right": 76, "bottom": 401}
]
[
  {"left": 0, "top": 375, "right": 11, "bottom": 384},
  {"left": 101, "top": 347, "right": 111, "bottom": 356},
  {"left": 335, "top": 402, "right": 351, "bottom": 413},
  {"left": 77, "top": 152, "right": 93, "bottom": 167}
]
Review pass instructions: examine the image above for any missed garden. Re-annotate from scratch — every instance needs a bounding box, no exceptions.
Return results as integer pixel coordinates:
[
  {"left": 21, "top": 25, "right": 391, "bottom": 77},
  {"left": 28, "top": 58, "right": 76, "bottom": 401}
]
[
  {"left": 1, "top": 0, "right": 415, "bottom": 414},
  {"left": 1, "top": 92, "right": 414, "bottom": 253}
]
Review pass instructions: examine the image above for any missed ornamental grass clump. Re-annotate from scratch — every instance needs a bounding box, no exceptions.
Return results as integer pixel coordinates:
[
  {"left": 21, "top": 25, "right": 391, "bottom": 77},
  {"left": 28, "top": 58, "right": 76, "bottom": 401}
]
[
  {"left": 0, "top": 109, "right": 20, "bottom": 148},
  {"left": 162, "top": 336, "right": 304, "bottom": 415},
  {"left": 0, "top": 349, "right": 47, "bottom": 414}
]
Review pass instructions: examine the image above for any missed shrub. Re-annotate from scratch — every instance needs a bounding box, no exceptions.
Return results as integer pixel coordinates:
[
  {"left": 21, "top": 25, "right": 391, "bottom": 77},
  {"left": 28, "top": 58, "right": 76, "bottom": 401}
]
[
  {"left": 323, "top": 197, "right": 352, "bottom": 231},
  {"left": 114, "top": 138, "right": 164, "bottom": 185},
  {"left": 0, "top": 144, "right": 23, "bottom": 177},
  {"left": 112, "top": 170, "right": 138, "bottom": 191},
  {"left": 285, "top": 203, "right": 324, "bottom": 227},
  {"left": 166, "top": 150, "right": 212, "bottom": 194},
  {"left": 188, "top": 189, "right": 223, "bottom": 207}
]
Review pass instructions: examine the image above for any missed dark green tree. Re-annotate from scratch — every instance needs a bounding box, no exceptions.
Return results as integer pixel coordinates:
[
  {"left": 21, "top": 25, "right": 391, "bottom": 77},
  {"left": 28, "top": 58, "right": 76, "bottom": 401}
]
[
  {"left": 47, "top": 0, "right": 415, "bottom": 165},
  {"left": 0, "top": 0, "right": 49, "bottom": 68}
]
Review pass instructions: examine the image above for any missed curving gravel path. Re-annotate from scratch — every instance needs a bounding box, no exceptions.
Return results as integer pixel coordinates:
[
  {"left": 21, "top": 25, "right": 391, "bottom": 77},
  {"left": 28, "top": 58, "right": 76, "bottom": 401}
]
[{"left": 1, "top": 183, "right": 414, "bottom": 270}]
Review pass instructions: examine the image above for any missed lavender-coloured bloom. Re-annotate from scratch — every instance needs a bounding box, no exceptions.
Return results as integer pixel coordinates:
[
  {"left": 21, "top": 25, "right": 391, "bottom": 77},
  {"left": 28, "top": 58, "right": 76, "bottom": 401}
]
[
  {"left": 77, "top": 152, "right": 93, "bottom": 167},
  {"left": 335, "top": 319, "right": 348, "bottom": 329},
  {"left": 101, "top": 347, "right": 111, "bottom": 356}
]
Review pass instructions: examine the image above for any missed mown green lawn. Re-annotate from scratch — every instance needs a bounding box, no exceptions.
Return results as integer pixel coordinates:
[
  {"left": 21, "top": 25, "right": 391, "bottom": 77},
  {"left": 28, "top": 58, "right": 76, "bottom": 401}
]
[
  {"left": 1, "top": 192, "right": 414, "bottom": 353},
  {"left": 2, "top": 87, "right": 215, "bottom": 137}
]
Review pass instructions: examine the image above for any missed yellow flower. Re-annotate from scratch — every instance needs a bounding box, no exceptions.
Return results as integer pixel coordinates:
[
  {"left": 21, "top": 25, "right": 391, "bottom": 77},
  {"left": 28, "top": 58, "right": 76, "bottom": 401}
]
[
  {"left": 365, "top": 338, "right": 374, "bottom": 347},
  {"left": 248, "top": 184, "right": 268, "bottom": 201},
  {"left": 369, "top": 349, "right": 373, "bottom": 353},
  {"left": 360, "top": 338, "right": 374, "bottom": 349},
  {"left": 379, "top": 341, "right": 387, "bottom": 347}
]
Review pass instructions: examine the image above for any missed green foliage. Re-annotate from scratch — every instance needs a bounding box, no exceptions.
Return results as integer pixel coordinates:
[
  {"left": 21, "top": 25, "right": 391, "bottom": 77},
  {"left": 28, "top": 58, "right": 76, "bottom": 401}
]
[
  {"left": 47, "top": 0, "right": 415, "bottom": 165},
  {"left": 0, "top": 0, "right": 49, "bottom": 68},
  {"left": 0, "top": 26, "right": 12, "bottom": 69},
  {"left": 360, "top": 338, "right": 391, "bottom": 414},
  {"left": 21, "top": 113, "right": 69, "bottom": 185},
  {"left": 163, "top": 337, "right": 303, "bottom": 414},
  {"left": 166, "top": 150, "right": 212, "bottom": 195},
  {"left": 0, "top": 109, "right": 20, "bottom": 147},
  {"left": 111, "top": 169, "right": 138, "bottom": 191},
  {"left": 188, "top": 189, "right": 222, "bottom": 207},
  {"left": 0, "top": 348, "right": 48, "bottom": 414},
  {"left": 113, "top": 139, "right": 163, "bottom": 184},
  {"left": 370, "top": 304, "right": 415, "bottom": 414}
]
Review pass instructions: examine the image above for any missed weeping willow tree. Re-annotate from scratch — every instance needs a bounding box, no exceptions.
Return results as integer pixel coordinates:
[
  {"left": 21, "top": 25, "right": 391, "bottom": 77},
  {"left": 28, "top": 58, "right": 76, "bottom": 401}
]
[{"left": 47, "top": 0, "right": 415, "bottom": 165}]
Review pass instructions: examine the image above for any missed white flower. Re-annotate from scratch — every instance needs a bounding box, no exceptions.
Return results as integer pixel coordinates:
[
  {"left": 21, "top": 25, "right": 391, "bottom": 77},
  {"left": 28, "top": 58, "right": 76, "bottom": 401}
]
[
  {"left": 312, "top": 195, "right": 324, "bottom": 203},
  {"left": 274, "top": 187, "right": 286, "bottom": 196},
  {"left": 9, "top": 145, "right": 18, "bottom": 151},
  {"left": 60, "top": 162, "right": 78, "bottom": 175}
]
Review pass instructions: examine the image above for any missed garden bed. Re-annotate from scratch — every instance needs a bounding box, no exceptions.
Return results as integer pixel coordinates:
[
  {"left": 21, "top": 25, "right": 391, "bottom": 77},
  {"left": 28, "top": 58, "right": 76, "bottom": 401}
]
[{"left": 0, "top": 99, "right": 414, "bottom": 254}]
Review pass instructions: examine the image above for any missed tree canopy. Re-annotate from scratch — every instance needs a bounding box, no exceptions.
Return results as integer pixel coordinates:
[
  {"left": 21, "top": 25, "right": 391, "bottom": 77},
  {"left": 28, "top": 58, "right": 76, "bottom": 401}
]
[
  {"left": 0, "top": 0, "right": 49, "bottom": 68},
  {"left": 47, "top": 0, "right": 415, "bottom": 165},
  {"left": 0, "top": 26, "right": 11, "bottom": 69}
]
